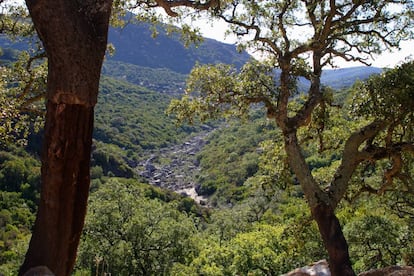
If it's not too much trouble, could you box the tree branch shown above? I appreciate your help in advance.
[328,120,386,207]
[151,0,219,16]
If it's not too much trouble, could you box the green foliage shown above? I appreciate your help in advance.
[93,76,201,177]
[194,113,279,205]
[187,225,289,276]
[96,76,197,152]
[1,2,412,273]
[350,61,414,122]
[0,52,46,147]
[344,215,403,272]
[215,0,412,67]
[258,139,293,191]
[168,60,278,123]
[0,149,40,207]
[0,191,34,275]
[271,197,326,268]
[0,3,46,147]
[206,205,252,245]
[0,4,33,39]
[336,195,414,272]
[76,178,198,275]
[169,54,414,274]
[91,141,135,178]
[102,60,187,95]
[344,61,414,196]
[228,224,288,275]
[173,194,327,275]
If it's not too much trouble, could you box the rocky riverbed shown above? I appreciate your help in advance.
[138,127,214,205]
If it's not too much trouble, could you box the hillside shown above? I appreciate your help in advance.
[0,21,381,87]
[2,15,410,276]
[293,66,383,92]
[0,21,385,195]
[107,22,251,74]
[321,66,383,89]
[0,20,385,193]
[101,60,187,95]
[101,59,383,94]
[91,76,203,179]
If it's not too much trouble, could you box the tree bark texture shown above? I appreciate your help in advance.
[283,129,355,275]
[20,1,112,275]
[311,204,356,276]
[20,103,94,276]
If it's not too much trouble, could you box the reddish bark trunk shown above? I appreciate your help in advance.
[20,103,94,276]
[20,1,112,275]
[311,204,355,276]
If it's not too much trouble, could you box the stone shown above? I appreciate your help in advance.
[283,261,414,276]
[358,266,414,276]
[23,266,55,276]
[282,260,330,276]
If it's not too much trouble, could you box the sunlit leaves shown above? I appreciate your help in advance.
[347,62,414,193]
[77,178,197,275]
[228,224,287,275]
[0,52,46,147]
[168,60,278,123]
[0,2,46,147]
[258,139,293,190]
[173,63,239,121]
[192,114,277,204]
[350,61,414,123]
[0,4,33,38]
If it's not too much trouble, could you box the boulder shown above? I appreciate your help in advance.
[358,266,414,276]
[283,261,414,276]
[282,260,330,276]
[23,266,55,276]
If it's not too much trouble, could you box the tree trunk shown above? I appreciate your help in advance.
[311,204,355,276]
[282,130,355,276]
[20,1,112,275]
[20,103,94,276]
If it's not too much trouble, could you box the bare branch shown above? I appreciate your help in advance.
[152,0,219,16]
[278,0,292,53]
[379,153,403,194]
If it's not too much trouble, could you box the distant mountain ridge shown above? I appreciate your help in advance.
[107,21,383,85]
[0,20,383,90]
[321,66,383,89]
[108,22,251,74]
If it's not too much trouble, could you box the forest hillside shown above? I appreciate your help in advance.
[2,20,411,276]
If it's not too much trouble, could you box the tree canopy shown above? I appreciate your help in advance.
[0,4,46,147]
[1,0,412,274]
[168,1,414,274]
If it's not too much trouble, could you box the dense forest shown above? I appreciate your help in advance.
[1,2,413,275]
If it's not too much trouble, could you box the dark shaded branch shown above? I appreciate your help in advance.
[219,10,282,56]
[278,0,291,53]
[379,153,403,194]
[151,0,220,16]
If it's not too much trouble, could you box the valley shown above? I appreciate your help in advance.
[138,127,214,205]
[2,15,411,276]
